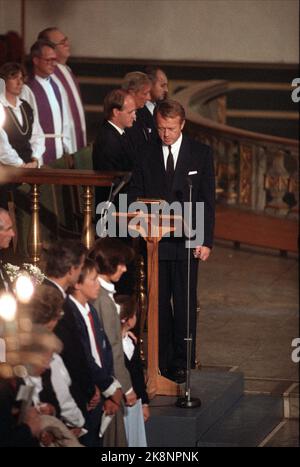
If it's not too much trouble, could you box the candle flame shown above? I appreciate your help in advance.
[0,293,17,321]
[15,275,34,303]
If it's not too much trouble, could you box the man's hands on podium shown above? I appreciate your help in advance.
[193,246,211,261]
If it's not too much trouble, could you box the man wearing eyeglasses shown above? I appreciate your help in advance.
[26,39,72,164]
[38,28,86,153]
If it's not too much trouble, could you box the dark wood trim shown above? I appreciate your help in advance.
[0,167,130,186]
[215,206,298,253]
[69,56,298,70]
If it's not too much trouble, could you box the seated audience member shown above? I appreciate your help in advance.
[89,238,137,446]
[56,258,123,447]
[0,326,81,447]
[0,379,41,447]
[18,327,83,447]
[117,294,149,447]
[28,284,86,436]
[27,40,72,164]
[38,27,86,152]
[42,239,87,299]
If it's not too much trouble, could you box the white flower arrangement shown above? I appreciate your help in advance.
[3,263,45,286]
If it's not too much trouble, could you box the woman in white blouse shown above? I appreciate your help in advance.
[0,62,45,168]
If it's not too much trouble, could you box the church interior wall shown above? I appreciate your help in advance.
[0,0,298,64]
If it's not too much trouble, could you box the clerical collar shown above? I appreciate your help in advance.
[108,120,124,135]
[35,75,53,84]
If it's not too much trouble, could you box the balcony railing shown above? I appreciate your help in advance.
[1,166,129,264]
[175,80,299,217]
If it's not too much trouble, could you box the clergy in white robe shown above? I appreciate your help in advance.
[37,28,87,153]
[27,39,73,164]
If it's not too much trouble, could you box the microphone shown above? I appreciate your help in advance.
[186,176,193,188]
[111,172,132,200]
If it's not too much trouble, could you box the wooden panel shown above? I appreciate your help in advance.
[215,206,298,253]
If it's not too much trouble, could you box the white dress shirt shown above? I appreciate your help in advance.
[145,101,155,115]
[69,295,102,367]
[50,353,85,427]
[23,353,85,428]
[45,278,66,298]
[108,120,125,135]
[122,333,135,361]
[98,277,121,315]
[69,294,121,398]
[162,133,183,171]
[0,95,45,167]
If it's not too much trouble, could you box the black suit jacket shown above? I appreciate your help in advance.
[54,298,95,416]
[65,299,115,392]
[129,135,215,259]
[126,108,159,154]
[124,338,149,405]
[0,379,39,447]
[136,106,159,143]
[92,120,136,207]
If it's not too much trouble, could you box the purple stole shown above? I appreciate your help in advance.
[27,77,63,164]
[54,66,85,149]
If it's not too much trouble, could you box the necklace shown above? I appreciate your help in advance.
[6,104,30,136]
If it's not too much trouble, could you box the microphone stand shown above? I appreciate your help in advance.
[176,178,201,408]
[98,173,132,238]
[98,183,115,238]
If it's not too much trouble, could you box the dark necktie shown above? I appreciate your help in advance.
[166,145,174,190]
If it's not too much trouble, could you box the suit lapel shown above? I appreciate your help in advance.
[172,136,192,192]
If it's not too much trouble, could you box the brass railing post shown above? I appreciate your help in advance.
[81,185,95,249]
[27,184,42,265]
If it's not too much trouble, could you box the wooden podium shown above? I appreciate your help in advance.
[115,208,183,399]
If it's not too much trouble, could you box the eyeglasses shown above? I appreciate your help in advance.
[39,57,57,64]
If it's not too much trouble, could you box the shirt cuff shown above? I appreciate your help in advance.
[102,378,122,398]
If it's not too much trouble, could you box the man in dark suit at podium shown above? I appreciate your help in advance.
[0,208,15,293]
[129,99,215,383]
